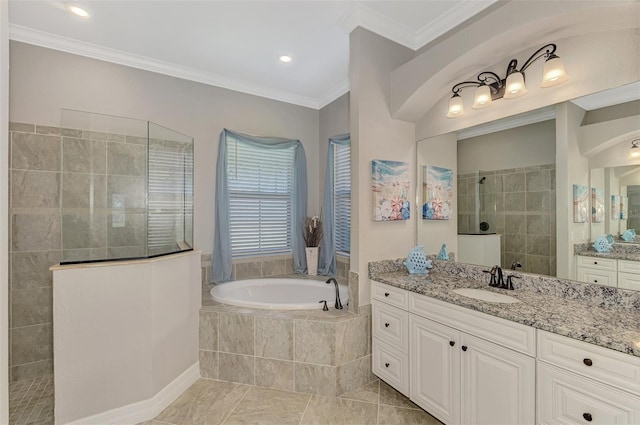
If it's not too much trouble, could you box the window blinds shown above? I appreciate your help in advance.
[227,138,295,257]
[334,143,351,254]
[148,144,194,253]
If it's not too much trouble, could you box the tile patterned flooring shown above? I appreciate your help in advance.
[8,375,54,425]
[7,376,442,425]
[143,378,442,425]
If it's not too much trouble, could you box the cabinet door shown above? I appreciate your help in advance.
[460,333,535,425]
[410,315,461,425]
[618,271,640,291]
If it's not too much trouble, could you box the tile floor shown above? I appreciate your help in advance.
[8,374,54,425]
[142,378,442,425]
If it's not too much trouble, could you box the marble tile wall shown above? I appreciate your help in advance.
[198,305,373,397]
[458,164,556,276]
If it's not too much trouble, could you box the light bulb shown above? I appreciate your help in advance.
[541,55,569,87]
[503,72,528,99]
[447,94,464,118]
[472,84,492,109]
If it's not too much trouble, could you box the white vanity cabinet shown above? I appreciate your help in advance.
[537,330,640,425]
[575,256,617,287]
[372,281,535,424]
[618,260,640,290]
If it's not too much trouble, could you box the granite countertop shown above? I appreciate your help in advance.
[575,250,640,262]
[371,271,640,358]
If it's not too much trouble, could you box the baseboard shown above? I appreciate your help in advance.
[64,362,200,425]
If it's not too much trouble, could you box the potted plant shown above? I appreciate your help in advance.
[303,215,322,275]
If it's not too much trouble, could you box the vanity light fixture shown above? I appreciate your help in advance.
[447,43,568,118]
[629,139,640,158]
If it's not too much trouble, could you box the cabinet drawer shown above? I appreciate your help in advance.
[618,272,640,291]
[576,268,617,287]
[537,363,640,425]
[372,337,409,396]
[618,260,640,274]
[372,301,409,352]
[576,256,617,271]
[409,292,536,356]
[538,330,640,396]
[372,281,409,310]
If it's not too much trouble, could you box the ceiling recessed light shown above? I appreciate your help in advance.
[278,55,293,63]
[67,4,90,18]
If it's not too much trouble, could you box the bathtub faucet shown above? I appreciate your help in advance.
[325,278,343,310]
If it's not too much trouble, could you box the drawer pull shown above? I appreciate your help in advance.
[593,280,598,283]
[384,292,390,297]
[449,341,455,347]
[593,261,598,265]
[384,323,390,328]
[462,345,468,352]
[385,362,390,368]
[583,358,593,366]
[583,413,592,422]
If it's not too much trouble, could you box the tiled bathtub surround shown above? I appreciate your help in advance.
[458,165,556,276]
[199,287,373,397]
[369,258,640,356]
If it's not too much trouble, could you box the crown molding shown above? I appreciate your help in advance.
[337,3,416,49]
[316,79,350,109]
[457,106,556,140]
[414,0,499,49]
[571,81,640,111]
[9,24,325,109]
[339,0,499,50]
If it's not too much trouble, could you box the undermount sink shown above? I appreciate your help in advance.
[452,288,521,304]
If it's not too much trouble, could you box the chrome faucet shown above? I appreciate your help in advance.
[325,278,343,310]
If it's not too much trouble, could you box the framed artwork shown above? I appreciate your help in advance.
[611,195,621,221]
[621,196,628,220]
[422,165,453,220]
[591,188,604,223]
[372,159,410,221]
[572,184,588,223]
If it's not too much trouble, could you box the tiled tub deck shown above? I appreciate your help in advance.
[200,279,373,397]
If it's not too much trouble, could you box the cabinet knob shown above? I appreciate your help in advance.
[583,413,592,422]
[384,292,390,297]
[583,358,593,366]
[385,362,390,368]
[384,323,390,328]
[594,261,598,265]
[461,345,468,352]
[449,341,455,347]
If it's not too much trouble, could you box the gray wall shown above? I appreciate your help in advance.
[318,93,349,203]
[9,41,322,255]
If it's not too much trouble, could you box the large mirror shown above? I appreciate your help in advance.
[416,81,640,286]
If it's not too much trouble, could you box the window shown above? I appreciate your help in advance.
[227,136,295,257]
[334,143,351,254]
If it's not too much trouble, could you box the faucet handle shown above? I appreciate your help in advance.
[319,300,329,311]
[506,275,518,290]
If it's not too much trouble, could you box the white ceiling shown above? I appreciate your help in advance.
[7,0,497,109]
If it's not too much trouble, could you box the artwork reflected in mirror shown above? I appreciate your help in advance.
[422,165,453,220]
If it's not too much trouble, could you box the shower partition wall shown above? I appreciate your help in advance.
[60,109,194,264]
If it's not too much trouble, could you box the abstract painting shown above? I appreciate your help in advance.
[591,188,604,223]
[573,184,588,223]
[372,160,410,221]
[423,165,453,220]
[621,196,628,220]
[611,195,621,221]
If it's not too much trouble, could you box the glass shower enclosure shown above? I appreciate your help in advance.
[60,109,194,264]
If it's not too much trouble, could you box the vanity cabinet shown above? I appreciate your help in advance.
[537,330,640,424]
[575,255,640,289]
[372,281,535,424]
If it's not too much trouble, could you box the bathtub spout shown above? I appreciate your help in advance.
[325,278,343,310]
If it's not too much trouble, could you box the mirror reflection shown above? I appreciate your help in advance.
[416,82,640,289]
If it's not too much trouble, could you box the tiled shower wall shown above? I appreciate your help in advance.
[8,121,150,381]
[458,164,556,276]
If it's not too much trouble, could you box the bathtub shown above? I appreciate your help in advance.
[210,277,349,310]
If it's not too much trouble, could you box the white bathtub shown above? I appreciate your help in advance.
[210,278,349,310]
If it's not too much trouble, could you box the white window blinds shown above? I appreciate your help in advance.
[334,143,351,254]
[227,138,295,257]
[148,143,194,254]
